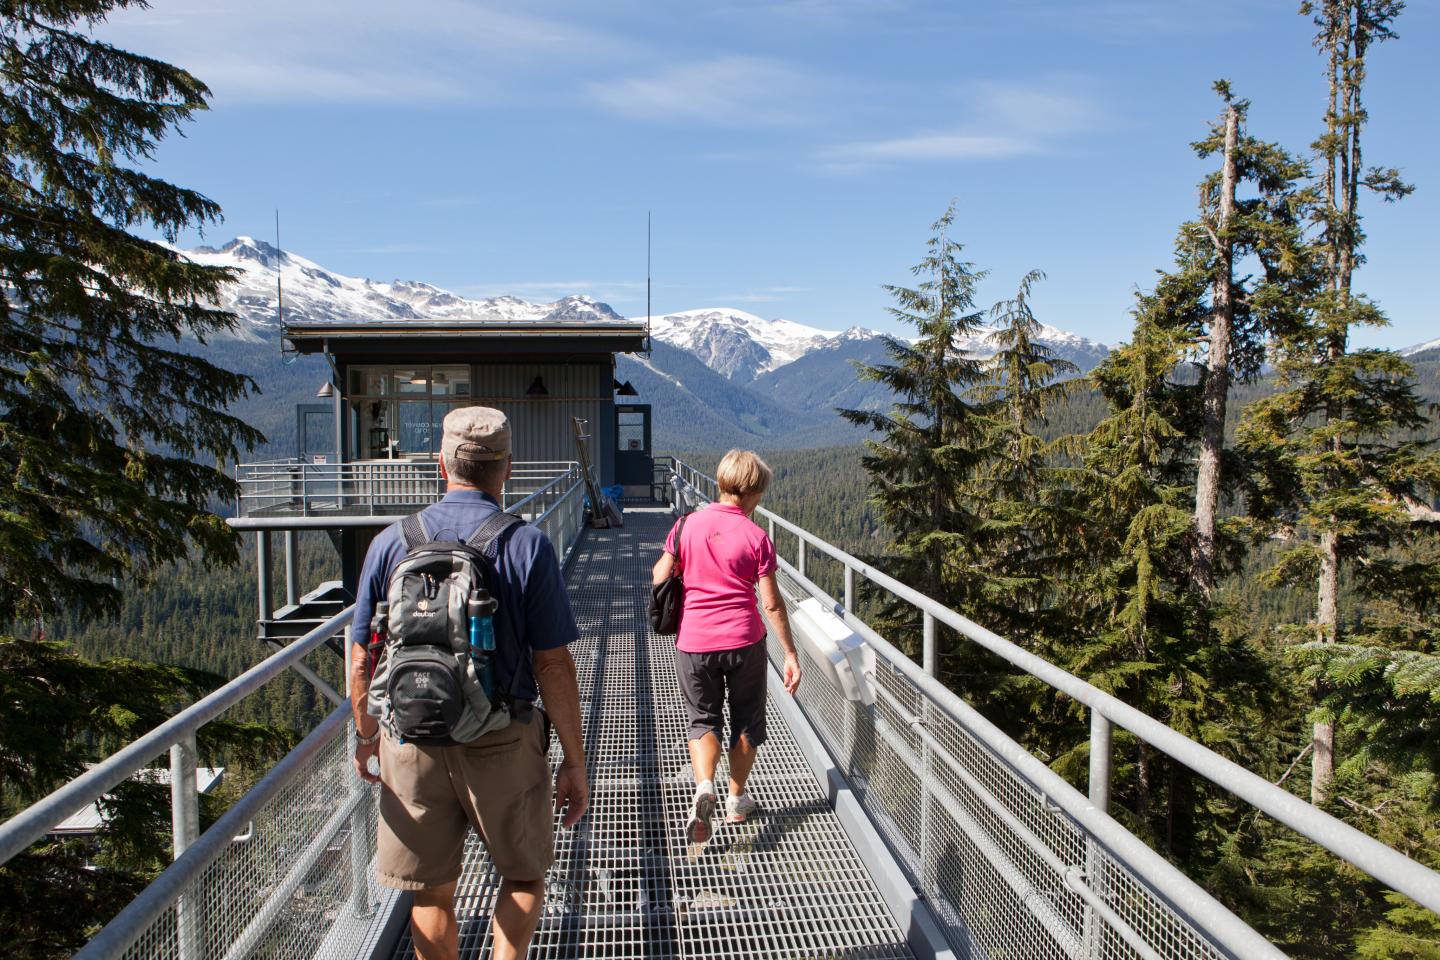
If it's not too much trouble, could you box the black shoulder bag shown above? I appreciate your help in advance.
[648,514,687,635]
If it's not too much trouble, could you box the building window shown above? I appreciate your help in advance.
[348,366,470,459]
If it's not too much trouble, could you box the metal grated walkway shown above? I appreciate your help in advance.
[392,509,915,960]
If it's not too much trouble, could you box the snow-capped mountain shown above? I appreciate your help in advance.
[641,309,842,382]
[638,306,1111,382]
[182,237,624,341]
[1401,336,1440,357]
[181,237,1109,386]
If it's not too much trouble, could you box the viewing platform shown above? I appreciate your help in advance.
[2,460,1438,960]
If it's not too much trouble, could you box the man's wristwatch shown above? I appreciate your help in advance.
[356,727,381,746]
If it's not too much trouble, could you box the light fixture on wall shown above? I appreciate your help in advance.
[316,381,335,398]
[616,380,638,396]
[407,370,427,385]
[526,376,549,397]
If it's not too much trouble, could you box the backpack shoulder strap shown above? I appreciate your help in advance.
[400,513,430,550]
[465,510,524,559]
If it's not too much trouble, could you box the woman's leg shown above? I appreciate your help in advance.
[688,731,721,785]
[727,733,758,796]
[724,643,769,799]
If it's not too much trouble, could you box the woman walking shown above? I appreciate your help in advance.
[653,449,802,843]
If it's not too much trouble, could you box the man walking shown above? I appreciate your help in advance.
[349,407,588,960]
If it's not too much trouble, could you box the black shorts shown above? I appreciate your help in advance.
[676,642,768,749]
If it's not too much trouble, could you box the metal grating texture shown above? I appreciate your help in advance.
[767,565,1227,960]
[114,718,384,960]
[392,509,914,960]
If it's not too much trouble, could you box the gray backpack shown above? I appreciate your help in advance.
[367,510,524,744]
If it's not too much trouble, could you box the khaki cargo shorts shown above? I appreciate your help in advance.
[377,715,553,888]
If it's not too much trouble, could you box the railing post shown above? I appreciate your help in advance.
[1089,709,1112,814]
[922,611,937,677]
[797,538,806,579]
[171,732,200,960]
[283,531,299,608]
[844,564,855,614]
[256,532,272,623]
[1085,708,1113,958]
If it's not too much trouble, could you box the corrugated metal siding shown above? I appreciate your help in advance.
[472,363,610,400]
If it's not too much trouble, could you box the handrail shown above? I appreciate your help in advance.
[667,458,1440,917]
[0,607,355,867]
[72,707,354,960]
[774,557,1284,960]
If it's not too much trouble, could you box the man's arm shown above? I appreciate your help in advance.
[349,530,395,785]
[350,642,381,784]
[758,573,802,694]
[533,645,589,827]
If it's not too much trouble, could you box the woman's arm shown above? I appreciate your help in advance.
[758,573,802,694]
[652,551,675,586]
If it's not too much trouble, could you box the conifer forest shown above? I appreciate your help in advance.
[3,1,1439,958]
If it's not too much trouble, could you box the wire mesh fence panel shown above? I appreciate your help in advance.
[770,567,1229,960]
[118,728,382,960]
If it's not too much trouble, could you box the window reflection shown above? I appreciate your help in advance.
[348,365,472,459]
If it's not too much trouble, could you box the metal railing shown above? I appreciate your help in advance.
[666,457,1440,960]
[2,464,594,960]
[233,459,578,518]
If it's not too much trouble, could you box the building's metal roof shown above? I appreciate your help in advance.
[49,768,225,836]
[282,319,648,355]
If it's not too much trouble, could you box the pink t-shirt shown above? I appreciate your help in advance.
[665,503,778,653]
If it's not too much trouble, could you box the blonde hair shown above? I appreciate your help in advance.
[715,449,772,498]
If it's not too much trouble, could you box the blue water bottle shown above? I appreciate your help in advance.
[467,590,499,699]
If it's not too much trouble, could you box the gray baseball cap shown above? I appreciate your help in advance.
[441,406,511,464]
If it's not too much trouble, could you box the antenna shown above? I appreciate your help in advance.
[275,208,284,330]
[646,211,652,354]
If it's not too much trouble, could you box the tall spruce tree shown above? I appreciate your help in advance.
[1,4,268,955]
[963,270,1076,637]
[839,205,993,683]
[1178,84,1314,597]
[1240,0,1417,804]
[1,0,261,623]
[1038,303,1275,852]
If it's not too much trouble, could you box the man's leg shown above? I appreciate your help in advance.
[727,732,758,796]
[411,882,459,960]
[491,877,545,960]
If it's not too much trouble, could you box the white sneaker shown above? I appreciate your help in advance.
[726,792,758,823]
[685,780,717,843]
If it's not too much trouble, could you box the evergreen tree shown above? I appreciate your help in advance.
[1240,0,1417,803]
[1038,304,1275,853]
[1,0,262,623]
[1177,83,1314,597]
[838,204,994,685]
[1,4,270,954]
[964,270,1076,637]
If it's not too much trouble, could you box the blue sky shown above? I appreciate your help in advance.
[100,0,1437,348]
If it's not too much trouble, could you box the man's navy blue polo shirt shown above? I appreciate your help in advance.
[351,489,578,701]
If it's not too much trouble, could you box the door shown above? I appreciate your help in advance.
[614,404,652,485]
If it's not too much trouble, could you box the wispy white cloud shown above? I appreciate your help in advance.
[586,56,815,125]
[817,77,1101,171]
[96,0,627,104]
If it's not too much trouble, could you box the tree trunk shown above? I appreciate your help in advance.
[1192,105,1238,598]
[1312,528,1340,803]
